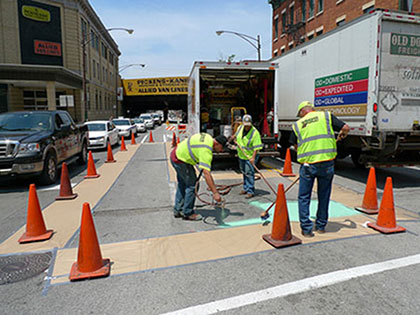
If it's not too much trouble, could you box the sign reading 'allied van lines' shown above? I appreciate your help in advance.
[34,40,61,56]
[314,67,369,116]
[390,33,420,57]
[123,77,188,96]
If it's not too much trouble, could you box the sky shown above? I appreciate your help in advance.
[89,0,273,79]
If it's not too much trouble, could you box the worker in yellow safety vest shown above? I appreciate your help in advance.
[290,101,349,237]
[170,133,227,221]
[232,114,263,199]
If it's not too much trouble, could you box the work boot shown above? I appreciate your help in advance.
[173,212,183,218]
[239,190,247,195]
[245,193,254,199]
[301,230,314,238]
[314,226,326,234]
[183,213,202,221]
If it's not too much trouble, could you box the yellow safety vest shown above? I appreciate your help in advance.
[175,133,213,171]
[235,125,263,160]
[292,111,337,164]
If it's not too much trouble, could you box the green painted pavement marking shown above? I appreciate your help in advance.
[219,200,359,228]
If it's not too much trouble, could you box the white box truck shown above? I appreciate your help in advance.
[273,9,420,167]
[187,61,280,157]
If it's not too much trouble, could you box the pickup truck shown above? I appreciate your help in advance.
[0,110,88,185]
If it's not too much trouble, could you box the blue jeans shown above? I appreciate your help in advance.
[171,160,197,216]
[298,160,335,233]
[239,158,255,194]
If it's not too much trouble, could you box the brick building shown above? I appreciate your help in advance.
[0,0,122,122]
[268,0,419,58]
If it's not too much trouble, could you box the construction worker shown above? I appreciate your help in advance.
[170,133,227,221]
[233,114,263,198]
[290,101,349,237]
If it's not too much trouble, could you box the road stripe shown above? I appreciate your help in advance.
[162,253,420,315]
[141,134,148,143]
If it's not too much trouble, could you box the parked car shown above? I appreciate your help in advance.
[85,121,119,150]
[139,114,154,129]
[132,118,146,133]
[152,113,162,126]
[0,110,88,185]
[112,118,137,139]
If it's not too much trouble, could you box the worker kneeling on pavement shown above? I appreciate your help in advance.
[170,133,227,221]
[290,101,349,237]
[232,114,263,199]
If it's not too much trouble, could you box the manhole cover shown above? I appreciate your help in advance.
[0,252,52,285]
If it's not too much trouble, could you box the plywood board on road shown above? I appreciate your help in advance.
[50,213,377,285]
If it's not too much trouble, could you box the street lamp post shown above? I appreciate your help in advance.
[115,64,146,117]
[216,30,261,62]
[81,28,133,122]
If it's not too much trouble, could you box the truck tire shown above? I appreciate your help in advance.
[39,153,58,185]
[77,141,88,165]
[351,150,364,168]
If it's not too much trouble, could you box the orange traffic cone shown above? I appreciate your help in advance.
[56,162,77,200]
[18,184,54,243]
[262,183,302,248]
[149,131,154,143]
[69,203,110,281]
[84,151,100,179]
[281,148,295,177]
[355,167,378,214]
[176,137,180,145]
[105,142,116,163]
[367,177,406,234]
[171,132,177,148]
[131,132,136,145]
[120,136,127,151]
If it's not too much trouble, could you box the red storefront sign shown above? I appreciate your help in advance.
[34,40,62,56]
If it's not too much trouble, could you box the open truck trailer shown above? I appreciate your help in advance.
[187,61,280,157]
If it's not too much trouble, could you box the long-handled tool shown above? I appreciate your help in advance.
[260,175,300,220]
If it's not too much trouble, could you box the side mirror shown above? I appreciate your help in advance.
[60,124,71,131]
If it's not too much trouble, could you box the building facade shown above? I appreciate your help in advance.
[0,0,121,122]
[269,0,419,58]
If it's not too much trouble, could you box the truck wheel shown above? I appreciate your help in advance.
[77,141,88,165]
[351,150,364,168]
[39,153,58,185]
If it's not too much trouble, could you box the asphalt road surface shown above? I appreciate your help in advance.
[1,124,419,314]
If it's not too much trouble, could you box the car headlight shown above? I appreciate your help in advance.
[18,143,40,154]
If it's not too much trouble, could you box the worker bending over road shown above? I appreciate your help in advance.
[170,133,227,221]
[232,114,263,199]
[290,101,349,237]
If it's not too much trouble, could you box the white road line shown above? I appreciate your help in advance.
[162,253,420,315]
[141,134,148,144]
[163,134,167,142]
[40,183,77,191]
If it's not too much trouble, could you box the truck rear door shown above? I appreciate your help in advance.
[378,14,420,131]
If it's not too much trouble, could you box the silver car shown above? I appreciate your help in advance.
[133,118,146,133]
[139,114,154,129]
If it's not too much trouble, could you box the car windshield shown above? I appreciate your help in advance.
[87,123,106,131]
[152,114,159,118]
[0,112,53,132]
[133,119,144,123]
[140,115,151,120]
[112,120,130,126]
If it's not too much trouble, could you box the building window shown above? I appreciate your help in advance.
[97,63,100,81]
[309,0,314,18]
[87,88,90,110]
[300,36,305,43]
[23,90,48,111]
[316,29,323,36]
[318,0,324,13]
[280,46,285,54]
[81,19,87,41]
[109,53,114,66]
[307,31,315,40]
[290,5,294,26]
[363,1,375,14]
[282,11,287,33]
[90,30,95,48]
[399,0,409,11]
[301,0,306,21]
[336,15,346,26]
[56,91,65,107]
[92,60,96,78]
[274,17,279,39]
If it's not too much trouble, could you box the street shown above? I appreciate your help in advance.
[1,124,420,314]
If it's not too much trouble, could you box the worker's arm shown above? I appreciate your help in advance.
[250,150,257,165]
[202,169,222,202]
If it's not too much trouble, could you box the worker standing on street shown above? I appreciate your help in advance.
[233,114,263,199]
[290,101,349,237]
[170,133,227,221]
